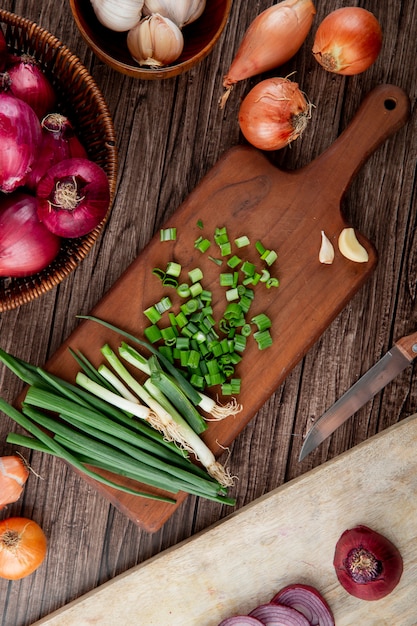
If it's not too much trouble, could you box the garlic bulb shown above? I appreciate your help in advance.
[90,0,144,32]
[143,0,206,28]
[127,14,184,67]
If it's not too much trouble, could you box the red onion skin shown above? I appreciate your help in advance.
[271,584,335,626]
[5,55,56,119]
[36,158,110,238]
[333,525,403,601]
[0,92,42,193]
[0,30,6,72]
[0,192,60,277]
[218,617,264,626]
[249,603,311,625]
[25,114,88,191]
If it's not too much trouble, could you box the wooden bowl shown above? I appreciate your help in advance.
[0,9,118,312]
[69,0,232,79]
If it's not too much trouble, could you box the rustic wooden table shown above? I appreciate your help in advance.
[0,1,416,624]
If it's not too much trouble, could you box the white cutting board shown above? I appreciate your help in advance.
[34,415,417,626]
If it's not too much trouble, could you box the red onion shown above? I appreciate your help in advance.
[5,54,56,119]
[333,524,403,601]
[36,158,110,238]
[0,92,42,193]
[271,584,334,626]
[218,617,264,626]
[0,29,6,72]
[249,603,310,625]
[25,113,88,191]
[0,192,60,277]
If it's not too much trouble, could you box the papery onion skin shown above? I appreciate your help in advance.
[0,517,47,580]
[5,54,57,119]
[0,192,60,277]
[0,456,30,510]
[221,0,315,105]
[249,602,311,625]
[36,157,110,238]
[238,77,311,151]
[312,7,382,76]
[333,524,403,601]
[271,584,335,626]
[0,92,42,193]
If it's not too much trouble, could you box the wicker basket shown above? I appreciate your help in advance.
[0,10,118,312]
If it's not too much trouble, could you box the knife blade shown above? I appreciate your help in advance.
[298,330,417,461]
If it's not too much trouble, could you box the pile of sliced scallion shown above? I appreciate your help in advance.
[0,328,236,506]
[148,223,279,396]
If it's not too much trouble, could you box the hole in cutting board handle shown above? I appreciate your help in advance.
[384,98,397,111]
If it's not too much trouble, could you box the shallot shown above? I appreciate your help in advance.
[333,524,403,600]
[0,92,42,193]
[0,455,30,510]
[36,157,111,238]
[221,0,316,108]
[238,77,311,151]
[0,192,60,277]
[312,7,382,75]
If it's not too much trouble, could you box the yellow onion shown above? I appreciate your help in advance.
[312,7,382,75]
[238,76,311,151]
[221,0,316,108]
[127,14,184,67]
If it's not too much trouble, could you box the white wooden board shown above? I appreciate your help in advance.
[33,414,417,626]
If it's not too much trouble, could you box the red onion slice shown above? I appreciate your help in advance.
[271,584,335,626]
[249,603,311,625]
[218,617,264,626]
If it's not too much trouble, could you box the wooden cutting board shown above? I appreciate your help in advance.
[33,414,417,625]
[40,84,410,532]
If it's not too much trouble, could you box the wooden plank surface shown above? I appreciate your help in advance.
[33,414,417,625]
[0,1,416,625]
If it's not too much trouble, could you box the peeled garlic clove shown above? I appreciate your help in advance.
[338,227,369,263]
[319,230,335,264]
[127,14,184,67]
[90,0,144,32]
[143,0,206,28]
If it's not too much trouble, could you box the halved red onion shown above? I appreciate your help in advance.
[249,603,310,625]
[271,584,334,626]
[5,54,56,119]
[218,617,264,626]
[36,157,110,238]
[25,113,87,190]
[0,92,42,193]
[0,192,60,277]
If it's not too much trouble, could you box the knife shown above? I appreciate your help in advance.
[298,330,417,461]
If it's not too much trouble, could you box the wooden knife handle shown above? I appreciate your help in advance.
[395,330,417,361]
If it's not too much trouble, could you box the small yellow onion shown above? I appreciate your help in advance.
[90,0,144,32]
[221,0,316,108]
[0,456,30,510]
[143,0,206,28]
[312,7,382,75]
[127,14,184,67]
[238,76,311,151]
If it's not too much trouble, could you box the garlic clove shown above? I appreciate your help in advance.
[338,227,369,263]
[127,14,184,67]
[143,0,206,28]
[319,230,335,264]
[90,0,144,32]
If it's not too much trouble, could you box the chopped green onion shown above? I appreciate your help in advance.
[234,235,250,248]
[160,227,177,241]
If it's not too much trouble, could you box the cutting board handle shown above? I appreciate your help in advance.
[305,84,410,200]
